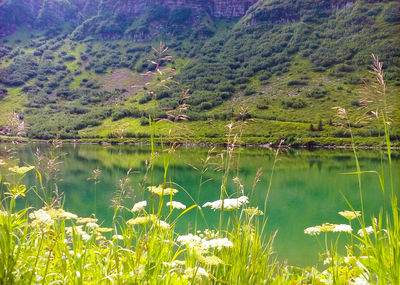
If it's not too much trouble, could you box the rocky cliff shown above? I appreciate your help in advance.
[0,0,258,37]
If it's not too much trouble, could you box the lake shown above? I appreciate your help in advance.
[3,143,399,267]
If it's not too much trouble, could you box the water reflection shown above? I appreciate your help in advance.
[3,143,398,267]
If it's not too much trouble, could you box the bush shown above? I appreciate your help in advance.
[199,102,212,110]
[0,88,8,100]
[0,55,38,86]
[281,98,307,109]
[140,116,150,126]
[112,107,144,121]
[244,87,257,96]
[306,89,328,99]
[383,2,400,23]
[287,80,308,86]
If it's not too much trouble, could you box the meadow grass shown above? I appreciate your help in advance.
[0,56,399,284]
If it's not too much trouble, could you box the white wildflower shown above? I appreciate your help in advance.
[162,261,179,268]
[351,276,370,285]
[112,235,124,240]
[304,226,321,236]
[358,226,374,238]
[56,211,78,220]
[333,224,352,233]
[29,209,54,227]
[202,238,233,250]
[86,222,99,229]
[177,234,202,248]
[81,233,91,241]
[132,201,147,212]
[202,196,249,210]
[77,217,98,224]
[166,201,186,210]
[155,220,170,230]
[183,267,209,279]
[323,257,333,265]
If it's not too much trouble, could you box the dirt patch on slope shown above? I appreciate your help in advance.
[102,68,155,97]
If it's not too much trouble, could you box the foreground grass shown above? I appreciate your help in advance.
[0,135,398,284]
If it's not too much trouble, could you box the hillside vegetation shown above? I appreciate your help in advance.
[0,0,399,145]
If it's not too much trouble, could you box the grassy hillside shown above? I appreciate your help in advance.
[0,0,399,145]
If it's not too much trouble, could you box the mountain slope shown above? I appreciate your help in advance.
[0,0,399,145]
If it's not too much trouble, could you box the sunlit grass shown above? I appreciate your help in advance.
[0,85,29,126]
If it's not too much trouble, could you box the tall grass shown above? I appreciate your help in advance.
[0,55,398,284]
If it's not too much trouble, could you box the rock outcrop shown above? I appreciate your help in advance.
[0,0,258,37]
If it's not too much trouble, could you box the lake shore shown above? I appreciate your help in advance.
[1,135,399,149]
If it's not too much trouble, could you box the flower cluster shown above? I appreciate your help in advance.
[177,233,233,250]
[29,209,54,227]
[183,267,209,280]
[338,210,361,220]
[65,226,91,241]
[304,223,353,235]
[202,238,233,250]
[166,201,186,210]
[304,227,321,236]
[333,224,353,233]
[8,165,34,175]
[126,214,170,230]
[147,185,178,196]
[177,234,202,248]
[357,226,374,238]
[243,207,264,216]
[77,217,98,224]
[203,196,249,210]
[45,208,78,220]
[132,201,147,212]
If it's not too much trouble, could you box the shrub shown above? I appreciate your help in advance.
[281,98,307,109]
[244,86,257,96]
[383,2,400,23]
[140,116,150,126]
[306,89,328,99]
[0,88,8,100]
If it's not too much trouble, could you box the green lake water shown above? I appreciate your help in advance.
[5,143,400,267]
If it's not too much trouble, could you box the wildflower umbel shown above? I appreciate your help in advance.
[304,227,321,236]
[183,267,209,280]
[338,210,361,220]
[29,209,54,227]
[166,201,186,210]
[358,226,374,238]
[132,201,147,212]
[177,234,233,250]
[127,215,156,225]
[316,223,336,232]
[243,207,264,216]
[203,196,249,210]
[202,238,233,250]
[147,185,178,196]
[333,224,353,233]
[45,208,78,220]
[77,217,98,224]
[8,165,34,175]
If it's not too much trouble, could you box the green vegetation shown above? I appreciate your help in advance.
[0,58,398,283]
[0,0,399,146]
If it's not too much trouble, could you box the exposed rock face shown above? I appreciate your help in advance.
[244,0,355,25]
[212,0,257,18]
[0,0,259,36]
